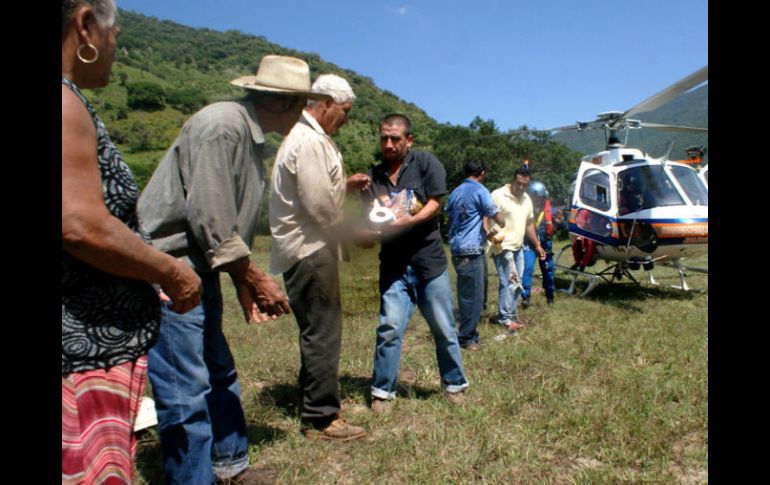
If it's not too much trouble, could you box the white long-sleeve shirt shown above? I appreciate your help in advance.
[269,110,347,274]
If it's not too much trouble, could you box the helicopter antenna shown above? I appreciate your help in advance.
[663,140,676,161]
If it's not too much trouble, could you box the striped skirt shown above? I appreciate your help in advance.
[62,356,148,485]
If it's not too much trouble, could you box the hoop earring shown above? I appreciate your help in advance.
[77,43,99,64]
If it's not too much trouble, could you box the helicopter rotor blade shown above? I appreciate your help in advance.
[621,66,707,120]
[639,122,708,133]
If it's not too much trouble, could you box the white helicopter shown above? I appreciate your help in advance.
[544,66,708,296]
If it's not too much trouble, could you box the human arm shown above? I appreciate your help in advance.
[182,118,289,321]
[222,257,291,323]
[346,173,371,193]
[62,87,201,313]
[481,188,505,228]
[289,139,379,248]
[525,221,546,260]
[389,196,442,229]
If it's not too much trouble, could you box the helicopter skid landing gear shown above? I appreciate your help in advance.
[554,243,602,297]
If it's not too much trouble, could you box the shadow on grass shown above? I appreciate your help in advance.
[340,373,440,404]
[553,275,697,313]
[135,421,288,484]
[135,429,163,484]
[256,382,299,418]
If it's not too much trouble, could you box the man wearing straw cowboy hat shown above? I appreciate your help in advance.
[138,55,329,485]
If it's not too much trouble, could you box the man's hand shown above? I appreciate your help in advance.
[346,173,371,192]
[351,227,381,248]
[536,245,547,261]
[553,208,564,226]
[160,259,203,314]
[389,212,413,229]
[226,258,291,323]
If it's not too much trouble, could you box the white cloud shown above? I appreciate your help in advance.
[387,5,410,16]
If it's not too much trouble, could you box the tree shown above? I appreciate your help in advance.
[126,81,166,111]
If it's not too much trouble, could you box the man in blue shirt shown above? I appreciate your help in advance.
[447,160,505,350]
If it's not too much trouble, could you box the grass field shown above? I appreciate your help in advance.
[135,236,708,484]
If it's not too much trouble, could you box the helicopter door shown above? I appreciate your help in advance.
[571,165,615,243]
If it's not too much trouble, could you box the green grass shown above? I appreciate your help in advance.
[135,236,707,484]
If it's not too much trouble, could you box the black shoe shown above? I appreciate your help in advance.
[547,298,554,305]
[522,298,530,309]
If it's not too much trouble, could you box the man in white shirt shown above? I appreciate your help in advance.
[269,74,374,441]
[489,167,545,329]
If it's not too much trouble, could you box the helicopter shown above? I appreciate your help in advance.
[542,66,709,296]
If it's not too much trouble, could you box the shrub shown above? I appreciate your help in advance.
[126,81,166,111]
[166,87,208,114]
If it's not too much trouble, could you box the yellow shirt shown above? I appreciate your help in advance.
[489,184,534,254]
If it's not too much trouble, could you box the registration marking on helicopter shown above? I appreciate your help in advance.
[651,223,708,238]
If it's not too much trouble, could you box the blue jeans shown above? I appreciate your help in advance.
[371,267,469,400]
[522,241,555,300]
[493,249,525,324]
[148,272,249,484]
[451,254,485,346]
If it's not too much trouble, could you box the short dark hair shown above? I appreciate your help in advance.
[513,166,531,181]
[380,113,412,136]
[464,160,485,177]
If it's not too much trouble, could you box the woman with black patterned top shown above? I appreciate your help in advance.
[61,1,202,483]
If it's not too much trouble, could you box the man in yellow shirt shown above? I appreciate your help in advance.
[489,167,545,329]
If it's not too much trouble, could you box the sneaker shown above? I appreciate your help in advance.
[304,417,367,442]
[216,467,278,485]
[547,297,554,305]
[446,390,465,405]
[371,398,393,415]
[521,298,530,309]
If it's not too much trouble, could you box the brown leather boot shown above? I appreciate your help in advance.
[304,417,367,442]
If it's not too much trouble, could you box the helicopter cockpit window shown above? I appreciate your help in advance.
[618,165,685,215]
[579,170,611,211]
[669,165,708,206]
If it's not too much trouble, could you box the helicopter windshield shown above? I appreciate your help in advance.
[669,165,708,206]
[617,165,685,215]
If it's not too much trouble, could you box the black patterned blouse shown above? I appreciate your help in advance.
[62,78,160,375]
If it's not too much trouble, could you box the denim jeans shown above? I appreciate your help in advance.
[451,254,485,346]
[371,267,468,400]
[522,240,555,300]
[148,272,249,484]
[493,249,525,324]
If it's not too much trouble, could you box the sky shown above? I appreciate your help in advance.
[115,0,708,132]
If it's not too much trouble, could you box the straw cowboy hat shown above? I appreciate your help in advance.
[230,55,330,100]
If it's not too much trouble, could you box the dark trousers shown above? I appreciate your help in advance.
[283,246,342,424]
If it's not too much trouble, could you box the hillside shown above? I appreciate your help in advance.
[553,84,708,162]
[86,10,441,185]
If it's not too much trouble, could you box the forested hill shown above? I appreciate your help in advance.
[80,10,703,215]
[85,9,440,186]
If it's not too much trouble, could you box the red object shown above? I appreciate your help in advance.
[62,357,148,484]
[571,237,595,266]
[544,199,553,237]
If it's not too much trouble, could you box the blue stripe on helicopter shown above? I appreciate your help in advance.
[568,224,621,246]
[616,217,708,224]
[569,207,707,225]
